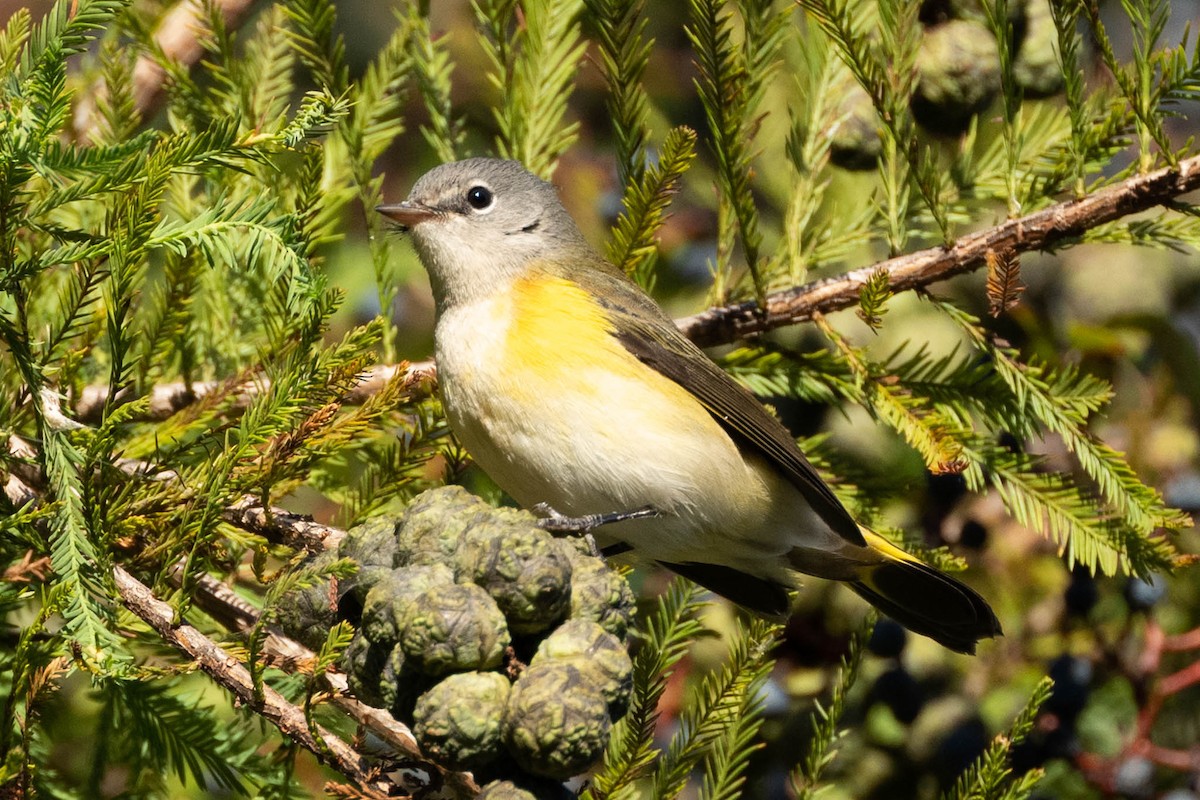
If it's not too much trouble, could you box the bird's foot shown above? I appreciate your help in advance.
[532,503,657,559]
[532,503,658,532]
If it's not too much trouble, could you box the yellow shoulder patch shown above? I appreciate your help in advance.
[506,273,628,373]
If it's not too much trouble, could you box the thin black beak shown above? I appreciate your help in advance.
[376,202,439,230]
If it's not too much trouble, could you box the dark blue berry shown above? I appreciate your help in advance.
[1045,655,1092,722]
[1009,726,1080,774]
[1124,575,1166,612]
[1113,756,1155,800]
[1064,568,1098,617]
[928,472,968,506]
[1043,725,1081,760]
[959,520,988,550]
[934,716,989,787]
[868,619,908,659]
[872,666,924,724]
[1009,740,1042,774]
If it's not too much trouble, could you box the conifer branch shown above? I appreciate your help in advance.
[584,0,653,187]
[174,566,482,798]
[112,566,398,796]
[481,0,588,178]
[1049,1,1089,198]
[584,579,707,799]
[3,437,476,795]
[606,126,699,290]
[790,624,866,800]
[404,6,463,164]
[75,0,258,140]
[75,155,1200,415]
[678,152,1200,347]
[74,361,434,422]
[945,677,1053,800]
[686,0,786,303]
[650,618,780,799]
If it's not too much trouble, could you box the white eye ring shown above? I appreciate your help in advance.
[466,184,494,212]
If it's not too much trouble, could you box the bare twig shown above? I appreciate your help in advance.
[224,497,347,554]
[75,361,434,423]
[68,153,1200,426]
[676,153,1200,346]
[1074,617,1200,789]
[112,566,395,796]
[178,569,481,799]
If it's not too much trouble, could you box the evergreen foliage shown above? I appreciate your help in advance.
[0,0,1197,797]
[790,622,866,799]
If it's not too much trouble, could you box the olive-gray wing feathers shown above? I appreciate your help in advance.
[574,268,866,548]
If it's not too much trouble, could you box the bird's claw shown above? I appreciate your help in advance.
[532,503,658,533]
[532,503,658,559]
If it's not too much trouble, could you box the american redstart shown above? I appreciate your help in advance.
[379,158,1001,654]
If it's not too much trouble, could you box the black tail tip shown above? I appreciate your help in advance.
[875,605,1002,655]
[852,565,1003,655]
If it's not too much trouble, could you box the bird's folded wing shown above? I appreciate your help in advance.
[574,266,866,548]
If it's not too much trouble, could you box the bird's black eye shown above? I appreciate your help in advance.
[466,185,493,210]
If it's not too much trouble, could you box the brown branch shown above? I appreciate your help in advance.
[223,497,347,554]
[74,361,434,424]
[676,153,1200,347]
[1076,616,1200,789]
[112,566,394,796]
[178,569,481,799]
[61,140,1200,421]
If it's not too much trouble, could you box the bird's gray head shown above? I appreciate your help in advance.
[377,158,591,310]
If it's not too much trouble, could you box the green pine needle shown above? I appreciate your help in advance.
[607,126,699,290]
[584,579,707,800]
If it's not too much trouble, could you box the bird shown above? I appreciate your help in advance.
[377,157,1001,654]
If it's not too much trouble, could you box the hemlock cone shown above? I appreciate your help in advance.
[337,514,401,601]
[398,582,511,676]
[394,484,492,566]
[360,563,455,644]
[555,542,636,641]
[275,488,644,782]
[912,20,1002,135]
[533,619,633,716]
[457,512,574,635]
[502,660,613,780]
[413,671,512,770]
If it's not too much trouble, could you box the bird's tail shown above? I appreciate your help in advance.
[847,529,1002,654]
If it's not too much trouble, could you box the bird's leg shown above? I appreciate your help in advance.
[532,503,658,532]
[532,503,658,559]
